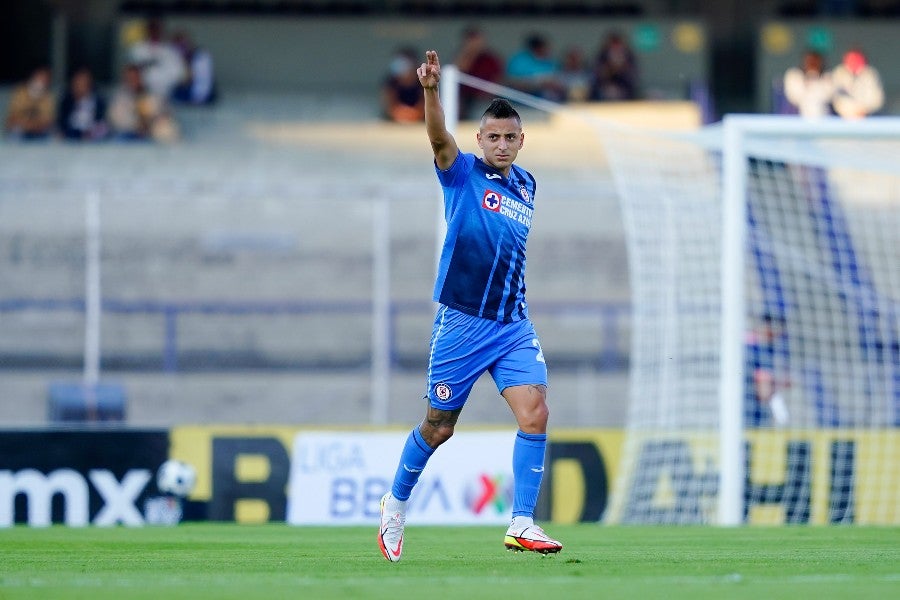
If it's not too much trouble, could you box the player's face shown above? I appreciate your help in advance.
[477,118,524,176]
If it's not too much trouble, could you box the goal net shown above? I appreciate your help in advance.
[597,115,900,525]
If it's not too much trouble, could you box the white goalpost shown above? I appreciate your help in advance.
[717,116,900,524]
[598,114,900,526]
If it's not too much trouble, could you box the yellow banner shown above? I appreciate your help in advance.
[604,429,900,525]
[167,426,898,525]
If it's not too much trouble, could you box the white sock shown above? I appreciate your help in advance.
[511,515,534,529]
[385,493,407,514]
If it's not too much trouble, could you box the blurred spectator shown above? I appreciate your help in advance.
[782,50,835,118]
[129,18,186,99]
[108,64,179,142]
[831,47,884,119]
[4,66,55,140]
[590,31,639,101]
[381,47,424,123]
[558,46,592,102]
[453,26,504,119]
[57,67,109,141]
[745,313,791,428]
[506,33,565,101]
[172,30,217,106]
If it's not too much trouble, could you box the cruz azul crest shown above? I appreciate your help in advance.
[518,185,531,203]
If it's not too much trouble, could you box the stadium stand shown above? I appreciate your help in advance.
[0,90,637,428]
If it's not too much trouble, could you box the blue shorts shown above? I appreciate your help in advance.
[425,305,548,411]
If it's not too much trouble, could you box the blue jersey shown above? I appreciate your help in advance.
[433,152,537,323]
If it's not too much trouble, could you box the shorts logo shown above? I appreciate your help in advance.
[482,190,501,212]
[433,382,453,401]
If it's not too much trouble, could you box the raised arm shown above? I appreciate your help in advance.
[417,50,459,170]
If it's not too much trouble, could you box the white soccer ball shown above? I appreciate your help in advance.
[157,459,197,498]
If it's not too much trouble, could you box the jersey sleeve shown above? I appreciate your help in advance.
[435,151,473,189]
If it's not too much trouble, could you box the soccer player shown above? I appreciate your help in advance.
[378,50,563,562]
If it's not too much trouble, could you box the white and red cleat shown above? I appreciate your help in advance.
[504,522,563,554]
[378,493,406,562]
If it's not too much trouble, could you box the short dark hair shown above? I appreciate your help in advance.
[761,311,787,328]
[481,98,521,124]
[526,33,546,51]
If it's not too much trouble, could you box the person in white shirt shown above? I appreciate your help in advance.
[831,48,884,119]
[783,50,835,119]
[129,19,185,99]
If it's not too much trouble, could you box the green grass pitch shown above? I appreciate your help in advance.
[1,524,897,599]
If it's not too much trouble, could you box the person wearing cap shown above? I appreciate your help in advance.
[831,48,884,119]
